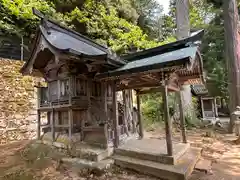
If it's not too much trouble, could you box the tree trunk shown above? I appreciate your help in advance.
[176,0,194,120]
[223,0,240,133]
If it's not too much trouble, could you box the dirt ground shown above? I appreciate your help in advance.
[0,126,240,180]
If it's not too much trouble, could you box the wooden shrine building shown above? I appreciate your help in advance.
[191,84,219,121]
[20,9,205,180]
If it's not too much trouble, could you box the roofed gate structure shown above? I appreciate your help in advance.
[21,9,205,180]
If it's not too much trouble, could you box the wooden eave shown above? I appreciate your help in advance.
[20,28,42,76]
[106,48,204,92]
[115,71,180,91]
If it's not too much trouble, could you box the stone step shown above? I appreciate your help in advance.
[62,157,114,172]
[113,147,201,180]
[70,143,113,162]
[115,143,190,165]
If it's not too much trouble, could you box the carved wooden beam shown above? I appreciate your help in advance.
[118,82,160,91]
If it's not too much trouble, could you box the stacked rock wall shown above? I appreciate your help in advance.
[0,58,43,144]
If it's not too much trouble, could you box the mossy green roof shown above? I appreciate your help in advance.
[96,46,198,79]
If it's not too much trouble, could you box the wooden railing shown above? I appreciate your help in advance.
[38,86,89,109]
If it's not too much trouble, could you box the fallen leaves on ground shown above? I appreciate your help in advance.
[1,127,240,180]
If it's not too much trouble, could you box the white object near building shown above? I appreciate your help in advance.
[232,106,240,135]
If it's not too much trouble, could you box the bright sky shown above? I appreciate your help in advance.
[156,0,170,14]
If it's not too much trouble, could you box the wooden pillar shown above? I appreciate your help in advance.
[37,87,41,140]
[162,85,173,156]
[112,81,119,147]
[102,82,109,146]
[200,97,205,118]
[68,76,73,139]
[37,109,41,140]
[177,91,187,143]
[37,87,41,108]
[68,109,73,139]
[101,82,108,121]
[51,109,55,141]
[136,91,144,139]
[214,98,218,117]
[122,90,129,136]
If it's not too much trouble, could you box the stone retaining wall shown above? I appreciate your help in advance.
[0,58,44,144]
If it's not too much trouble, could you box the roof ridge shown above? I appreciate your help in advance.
[122,30,204,62]
[32,8,110,53]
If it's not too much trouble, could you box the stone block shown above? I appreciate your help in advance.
[42,140,53,146]
[195,159,212,173]
[53,142,67,149]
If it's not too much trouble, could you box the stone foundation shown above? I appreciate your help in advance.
[0,58,45,144]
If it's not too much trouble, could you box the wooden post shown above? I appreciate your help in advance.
[37,87,41,140]
[136,91,144,139]
[37,87,41,109]
[68,76,73,140]
[37,109,41,140]
[68,109,73,139]
[122,90,129,136]
[214,97,218,117]
[102,82,108,146]
[57,80,61,103]
[104,82,108,121]
[69,76,73,105]
[211,99,215,117]
[101,82,108,121]
[51,109,55,141]
[200,97,205,118]
[112,81,119,147]
[177,91,187,143]
[162,85,173,156]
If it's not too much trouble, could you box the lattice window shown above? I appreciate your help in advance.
[59,111,68,125]
[76,78,87,96]
[92,81,101,97]
[60,79,69,97]
[49,81,58,101]
[40,87,48,104]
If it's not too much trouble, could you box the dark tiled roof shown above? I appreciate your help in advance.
[96,30,204,79]
[121,30,204,62]
[33,8,126,66]
[96,46,198,79]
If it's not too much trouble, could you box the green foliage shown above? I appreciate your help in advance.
[200,8,228,98]
[186,96,200,127]
[141,93,163,123]
[0,0,54,36]
[131,0,164,40]
[141,92,177,124]
[67,0,160,53]
[0,0,168,54]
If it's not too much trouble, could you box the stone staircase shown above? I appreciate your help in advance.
[113,146,201,180]
[61,142,114,171]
